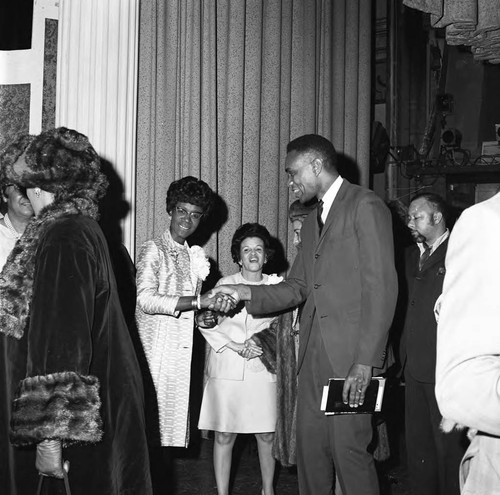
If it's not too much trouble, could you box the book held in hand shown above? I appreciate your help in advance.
[320,377,386,415]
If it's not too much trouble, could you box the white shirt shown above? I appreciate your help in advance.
[319,176,343,224]
[417,228,449,256]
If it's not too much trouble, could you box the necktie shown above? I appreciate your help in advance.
[317,200,324,234]
[419,242,431,270]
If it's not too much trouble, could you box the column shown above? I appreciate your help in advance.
[56,0,139,258]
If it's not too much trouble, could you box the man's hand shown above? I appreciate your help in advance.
[200,291,237,313]
[342,363,372,408]
[210,284,252,310]
[36,439,68,478]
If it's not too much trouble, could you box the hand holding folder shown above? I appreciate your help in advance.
[320,377,386,415]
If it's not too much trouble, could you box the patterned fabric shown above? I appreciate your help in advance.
[136,229,201,447]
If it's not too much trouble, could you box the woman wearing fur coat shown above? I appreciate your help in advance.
[0,128,153,494]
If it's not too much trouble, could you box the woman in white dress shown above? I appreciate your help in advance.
[198,223,282,495]
[136,176,217,449]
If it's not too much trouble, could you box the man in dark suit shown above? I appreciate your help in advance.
[213,134,398,494]
[400,192,466,495]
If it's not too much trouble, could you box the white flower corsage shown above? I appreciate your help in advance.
[267,274,283,284]
[190,245,210,281]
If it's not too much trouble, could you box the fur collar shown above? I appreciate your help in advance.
[0,197,98,339]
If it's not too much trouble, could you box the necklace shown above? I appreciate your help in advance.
[3,213,21,239]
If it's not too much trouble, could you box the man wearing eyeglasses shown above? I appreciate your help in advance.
[401,192,466,495]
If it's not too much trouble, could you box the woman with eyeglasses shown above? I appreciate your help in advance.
[136,176,217,454]
[0,183,33,269]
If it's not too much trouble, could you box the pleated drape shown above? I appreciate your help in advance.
[136,0,372,277]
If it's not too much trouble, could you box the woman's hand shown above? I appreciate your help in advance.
[200,291,237,313]
[196,310,218,329]
[36,439,69,478]
[240,338,263,360]
[225,341,246,355]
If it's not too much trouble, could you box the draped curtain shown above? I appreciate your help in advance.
[403,0,500,63]
[137,0,372,277]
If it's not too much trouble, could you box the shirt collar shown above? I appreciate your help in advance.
[319,176,343,223]
[418,228,449,255]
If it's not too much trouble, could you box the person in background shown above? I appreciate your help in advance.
[288,198,316,251]
[271,199,316,468]
[435,190,500,494]
[136,176,216,451]
[0,127,153,494]
[0,182,33,269]
[213,134,398,495]
[400,192,466,495]
[197,222,282,495]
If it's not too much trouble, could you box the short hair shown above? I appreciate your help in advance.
[166,176,214,215]
[289,199,316,222]
[410,192,449,223]
[230,222,274,264]
[287,134,337,170]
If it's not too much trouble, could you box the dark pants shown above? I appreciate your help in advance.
[405,370,467,495]
[296,315,379,495]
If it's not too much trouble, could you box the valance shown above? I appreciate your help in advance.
[403,0,500,63]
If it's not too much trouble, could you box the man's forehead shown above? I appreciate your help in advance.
[409,198,432,212]
[285,150,313,171]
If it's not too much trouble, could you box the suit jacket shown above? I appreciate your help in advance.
[436,191,500,436]
[247,180,398,377]
[400,239,448,383]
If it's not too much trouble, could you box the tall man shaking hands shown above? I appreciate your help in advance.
[213,134,398,495]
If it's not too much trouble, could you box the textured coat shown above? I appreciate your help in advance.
[267,311,298,467]
[0,215,152,495]
[136,229,202,447]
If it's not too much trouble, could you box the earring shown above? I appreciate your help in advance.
[34,188,41,198]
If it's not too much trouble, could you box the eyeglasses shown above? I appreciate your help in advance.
[174,206,203,221]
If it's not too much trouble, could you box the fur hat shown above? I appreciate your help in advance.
[0,127,107,339]
[1,127,107,202]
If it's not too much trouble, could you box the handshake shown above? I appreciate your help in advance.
[199,284,252,314]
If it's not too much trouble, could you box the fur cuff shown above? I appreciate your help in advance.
[10,371,103,446]
[252,325,277,375]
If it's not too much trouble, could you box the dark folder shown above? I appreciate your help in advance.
[320,377,386,415]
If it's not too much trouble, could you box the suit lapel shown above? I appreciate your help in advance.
[419,238,448,272]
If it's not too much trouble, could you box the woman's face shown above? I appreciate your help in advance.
[2,184,34,220]
[169,201,204,244]
[239,236,266,275]
[26,188,54,216]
